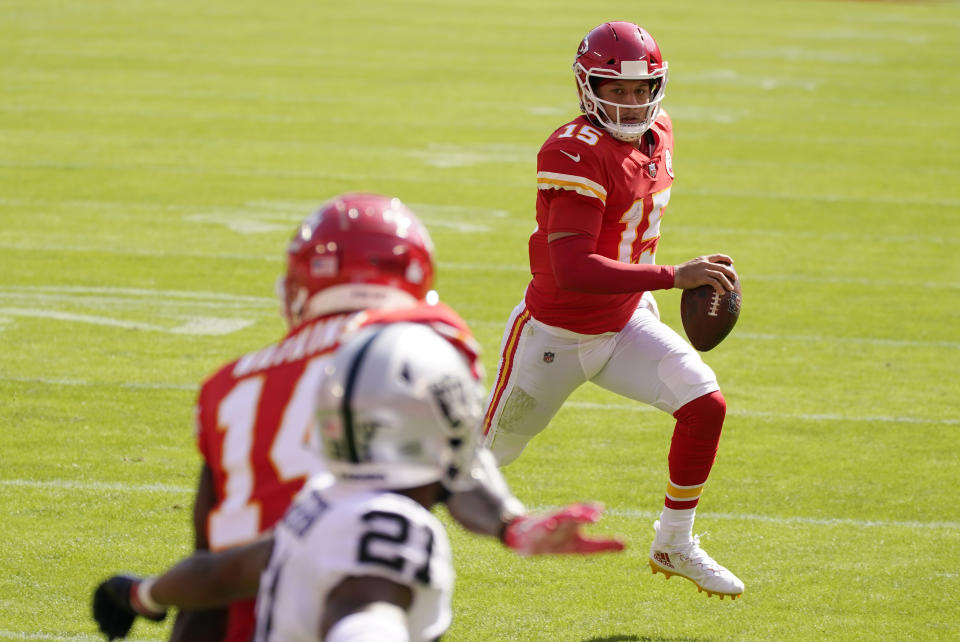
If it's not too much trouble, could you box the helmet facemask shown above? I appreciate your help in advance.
[575,61,668,142]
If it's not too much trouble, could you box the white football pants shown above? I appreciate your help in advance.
[481,296,719,466]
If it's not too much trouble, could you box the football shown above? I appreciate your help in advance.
[680,278,742,352]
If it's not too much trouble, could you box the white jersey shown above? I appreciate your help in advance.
[253,476,454,642]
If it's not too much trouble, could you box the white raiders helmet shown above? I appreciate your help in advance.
[316,322,484,492]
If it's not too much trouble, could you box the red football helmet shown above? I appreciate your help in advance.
[279,193,436,325]
[573,21,668,142]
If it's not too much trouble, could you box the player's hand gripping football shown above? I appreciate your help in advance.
[673,254,737,294]
[92,575,166,640]
[503,503,626,556]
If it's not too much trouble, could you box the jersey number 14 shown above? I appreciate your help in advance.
[208,357,327,548]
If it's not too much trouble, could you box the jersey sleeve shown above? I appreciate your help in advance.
[544,190,604,238]
[537,143,607,233]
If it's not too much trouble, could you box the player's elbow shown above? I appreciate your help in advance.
[204,555,243,596]
[186,552,241,604]
[186,543,265,605]
[547,234,598,292]
[551,262,594,292]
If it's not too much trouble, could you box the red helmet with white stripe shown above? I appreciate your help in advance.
[573,21,668,142]
[280,193,436,326]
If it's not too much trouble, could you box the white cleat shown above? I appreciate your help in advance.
[648,520,744,600]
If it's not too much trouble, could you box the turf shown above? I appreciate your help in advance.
[2,0,959,639]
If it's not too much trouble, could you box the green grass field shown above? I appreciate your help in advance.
[2,0,959,639]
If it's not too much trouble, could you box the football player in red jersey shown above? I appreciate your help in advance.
[93,324,625,642]
[481,22,745,599]
[170,192,621,641]
[171,192,477,642]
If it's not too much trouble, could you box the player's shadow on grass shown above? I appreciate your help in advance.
[583,635,710,642]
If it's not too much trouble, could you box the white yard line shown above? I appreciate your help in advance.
[2,479,955,532]
[0,633,163,642]
[0,307,256,335]
[0,632,163,642]
[1,376,196,391]
[0,285,275,304]
[564,401,959,426]
[572,507,960,532]
[0,287,272,335]
[735,332,960,350]
[0,479,192,493]
[0,308,169,332]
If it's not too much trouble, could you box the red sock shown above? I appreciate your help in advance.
[664,391,726,510]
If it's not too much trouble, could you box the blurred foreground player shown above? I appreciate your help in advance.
[480,22,743,598]
[93,323,625,641]
[172,192,481,641]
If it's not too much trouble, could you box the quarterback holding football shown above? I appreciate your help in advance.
[481,21,744,598]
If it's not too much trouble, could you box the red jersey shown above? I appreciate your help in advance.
[194,301,480,642]
[525,113,675,334]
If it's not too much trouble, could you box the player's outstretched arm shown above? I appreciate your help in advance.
[150,535,272,609]
[169,463,227,642]
[503,503,626,556]
[92,536,272,640]
[445,449,624,556]
[445,449,526,537]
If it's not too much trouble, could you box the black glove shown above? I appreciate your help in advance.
[92,575,166,640]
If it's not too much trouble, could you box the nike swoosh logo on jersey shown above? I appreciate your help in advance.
[559,150,581,162]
